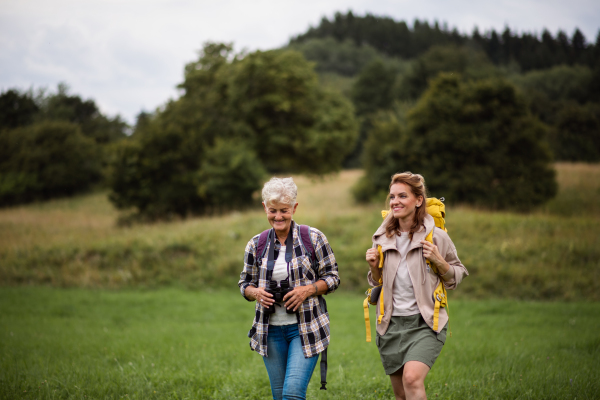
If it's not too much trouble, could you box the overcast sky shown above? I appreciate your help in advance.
[1,0,598,124]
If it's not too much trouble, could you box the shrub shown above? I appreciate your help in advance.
[0,121,101,206]
[196,139,266,210]
[108,125,205,219]
[354,74,558,210]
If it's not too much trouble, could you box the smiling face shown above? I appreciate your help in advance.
[389,182,423,225]
[263,201,298,239]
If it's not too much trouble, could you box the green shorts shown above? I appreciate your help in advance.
[376,314,447,375]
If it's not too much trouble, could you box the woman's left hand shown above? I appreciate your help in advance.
[420,240,446,270]
[283,285,315,312]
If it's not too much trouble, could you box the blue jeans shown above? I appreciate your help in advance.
[263,324,319,400]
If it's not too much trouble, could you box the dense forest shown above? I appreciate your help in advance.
[1,11,599,215]
[287,12,600,205]
[291,11,599,72]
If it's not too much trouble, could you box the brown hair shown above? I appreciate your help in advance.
[384,172,428,240]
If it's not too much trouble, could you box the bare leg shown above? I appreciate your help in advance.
[389,366,406,400]
[389,361,430,400]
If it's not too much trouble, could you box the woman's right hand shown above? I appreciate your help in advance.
[366,248,380,269]
[247,286,274,307]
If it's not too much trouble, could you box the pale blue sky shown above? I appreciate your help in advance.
[1,0,598,124]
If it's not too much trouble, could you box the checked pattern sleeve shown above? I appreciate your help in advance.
[239,234,261,301]
[310,228,340,293]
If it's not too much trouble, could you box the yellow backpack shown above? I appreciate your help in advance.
[363,197,449,342]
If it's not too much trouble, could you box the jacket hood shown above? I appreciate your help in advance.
[372,213,435,250]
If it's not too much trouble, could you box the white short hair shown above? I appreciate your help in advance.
[262,177,297,207]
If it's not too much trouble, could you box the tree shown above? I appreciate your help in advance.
[108,43,358,219]
[226,48,358,174]
[196,139,266,210]
[594,30,600,65]
[351,109,410,202]
[41,84,128,145]
[0,89,39,130]
[0,121,101,206]
[344,59,400,168]
[511,65,593,104]
[355,74,557,210]
[571,28,587,64]
[351,59,397,116]
[287,37,384,77]
[397,45,499,100]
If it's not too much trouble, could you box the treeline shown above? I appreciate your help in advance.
[291,11,599,72]
[286,12,600,207]
[2,12,599,217]
[0,85,128,206]
[0,45,358,218]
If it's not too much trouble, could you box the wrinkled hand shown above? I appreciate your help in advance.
[420,240,444,269]
[283,285,314,312]
[366,248,380,269]
[253,287,274,308]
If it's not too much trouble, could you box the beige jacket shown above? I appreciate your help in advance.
[368,214,468,336]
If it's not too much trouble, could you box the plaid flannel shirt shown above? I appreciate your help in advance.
[238,221,340,358]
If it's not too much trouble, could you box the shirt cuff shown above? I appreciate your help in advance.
[439,265,455,281]
[240,283,256,301]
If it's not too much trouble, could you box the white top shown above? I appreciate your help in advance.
[392,233,420,316]
[269,246,298,326]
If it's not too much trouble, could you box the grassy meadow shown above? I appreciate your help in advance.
[1,163,600,399]
[1,288,599,400]
[1,163,599,300]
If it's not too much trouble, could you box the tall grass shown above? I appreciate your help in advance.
[1,165,599,300]
[541,162,600,216]
[1,288,598,399]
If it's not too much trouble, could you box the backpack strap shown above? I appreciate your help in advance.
[319,347,328,390]
[298,224,317,271]
[425,226,451,335]
[256,229,272,265]
[257,225,316,267]
[298,225,326,311]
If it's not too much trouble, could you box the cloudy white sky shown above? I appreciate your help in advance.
[1,0,598,124]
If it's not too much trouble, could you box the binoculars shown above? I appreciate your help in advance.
[264,280,295,314]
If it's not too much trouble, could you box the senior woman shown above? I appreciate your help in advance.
[238,177,340,400]
[365,172,468,400]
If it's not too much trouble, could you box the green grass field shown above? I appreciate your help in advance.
[1,288,599,399]
[1,163,600,399]
[1,164,599,300]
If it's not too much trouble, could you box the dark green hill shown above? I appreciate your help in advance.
[290,11,599,73]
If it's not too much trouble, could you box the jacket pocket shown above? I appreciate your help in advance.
[436,324,447,344]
